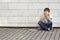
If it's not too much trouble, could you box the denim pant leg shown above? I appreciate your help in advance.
[38,21,47,30]
[47,21,52,29]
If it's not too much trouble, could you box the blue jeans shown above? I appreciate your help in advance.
[38,21,52,30]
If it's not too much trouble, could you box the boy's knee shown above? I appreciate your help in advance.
[38,21,41,25]
[50,22,53,25]
[49,21,52,24]
[48,21,53,26]
[38,21,43,25]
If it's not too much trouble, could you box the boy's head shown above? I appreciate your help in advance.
[44,8,50,14]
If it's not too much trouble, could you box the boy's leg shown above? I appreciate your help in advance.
[47,21,53,30]
[38,21,47,30]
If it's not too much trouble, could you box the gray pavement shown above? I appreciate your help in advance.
[0,28,60,40]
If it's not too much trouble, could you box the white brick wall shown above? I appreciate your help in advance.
[0,0,59,27]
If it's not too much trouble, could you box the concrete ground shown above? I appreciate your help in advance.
[0,28,60,40]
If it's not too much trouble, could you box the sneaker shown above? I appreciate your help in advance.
[47,28,50,31]
[46,28,50,31]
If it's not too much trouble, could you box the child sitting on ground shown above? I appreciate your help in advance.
[38,8,53,31]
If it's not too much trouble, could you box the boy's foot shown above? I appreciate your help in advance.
[48,28,50,31]
[46,28,50,31]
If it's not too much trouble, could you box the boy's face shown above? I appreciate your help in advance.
[44,11,49,14]
[44,11,49,16]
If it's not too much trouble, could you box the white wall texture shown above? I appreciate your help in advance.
[0,0,60,27]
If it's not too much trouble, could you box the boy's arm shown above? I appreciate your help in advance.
[45,13,52,21]
[40,16,45,21]
[47,15,52,21]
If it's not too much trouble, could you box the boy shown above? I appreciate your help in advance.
[38,8,53,31]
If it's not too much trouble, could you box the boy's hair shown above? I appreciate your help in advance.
[44,8,50,12]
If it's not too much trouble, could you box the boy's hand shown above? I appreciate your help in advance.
[47,16,52,21]
[44,13,49,17]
